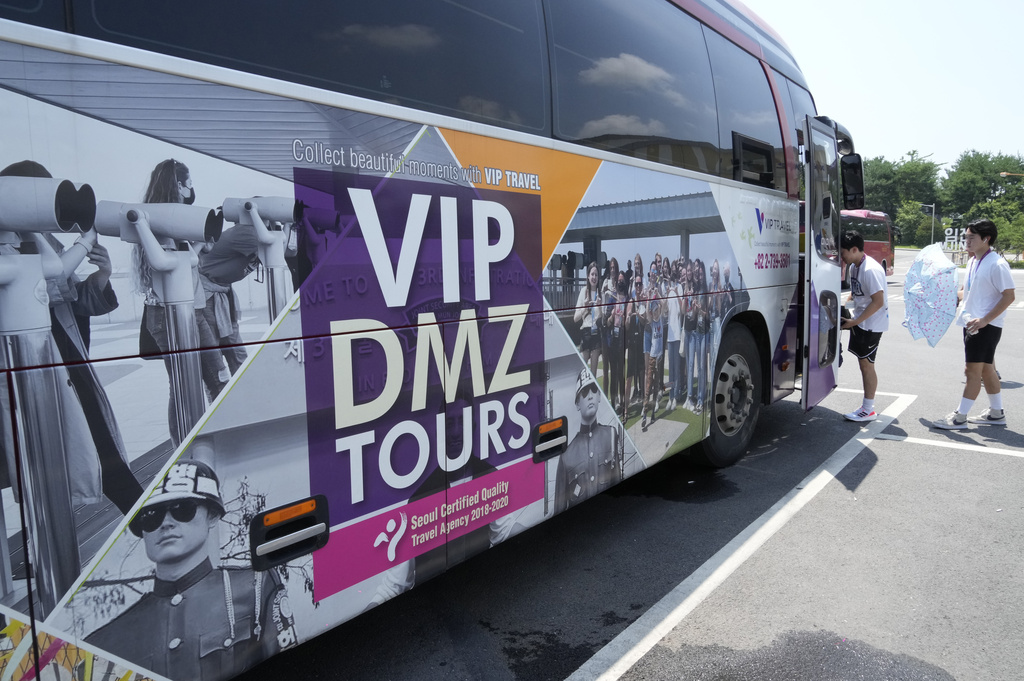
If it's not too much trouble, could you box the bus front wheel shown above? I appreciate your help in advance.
[699,324,762,467]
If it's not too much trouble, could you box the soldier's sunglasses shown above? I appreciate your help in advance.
[134,500,201,533]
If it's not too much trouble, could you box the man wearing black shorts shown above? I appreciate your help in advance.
[840,231,889,422]
[933,219,1016,429]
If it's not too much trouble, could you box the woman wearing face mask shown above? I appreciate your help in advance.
[133,159,226,444]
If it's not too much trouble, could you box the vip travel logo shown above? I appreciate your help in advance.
[754,208,791,234]
[755,208,768,233]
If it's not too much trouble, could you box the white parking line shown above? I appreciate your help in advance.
[873,433,1024,458]
[566,393,916,681]
[834,388,907,397]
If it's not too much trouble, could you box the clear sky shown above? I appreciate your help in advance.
[738,0,1023,174]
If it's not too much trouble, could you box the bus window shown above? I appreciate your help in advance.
[773,74,818,199]
[809,128,840,263]
[841,210,896,276]
[548,0,719,174]
[731,132,777,188]
[788,83,817,127]
[0,0,65,30]
[71,0,550,133]
[704,27,784,190]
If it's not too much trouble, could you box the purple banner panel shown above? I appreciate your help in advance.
[313,458,544,600]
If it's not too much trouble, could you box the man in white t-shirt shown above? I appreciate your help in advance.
[933,219,1016,429]
[840,231,889,422]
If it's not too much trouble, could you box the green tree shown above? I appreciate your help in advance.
[963,194,1023,226]
[940,150,1024,220]
[893,151,942,208]
[864,151,941,243]
[1003,213,1024,260]
[962,197,1024,259]
[895,199,932,247]
[864,156,899,219]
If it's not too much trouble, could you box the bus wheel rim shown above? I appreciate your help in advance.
[713,353,753,435]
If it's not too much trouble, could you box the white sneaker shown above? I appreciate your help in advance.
[967,408,1006,426]
[843,409,877,422]
[932,411,968,430]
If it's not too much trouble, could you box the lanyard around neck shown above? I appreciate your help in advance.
[966,249,991,292]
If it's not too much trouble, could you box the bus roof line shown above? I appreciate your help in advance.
[669,0,807,89]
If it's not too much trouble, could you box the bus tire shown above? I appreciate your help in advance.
[699,323,762,467]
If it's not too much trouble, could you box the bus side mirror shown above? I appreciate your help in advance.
[841,154,865,210]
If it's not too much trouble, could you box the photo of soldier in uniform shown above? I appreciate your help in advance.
[554,368,624,512]
[85,460,297,680]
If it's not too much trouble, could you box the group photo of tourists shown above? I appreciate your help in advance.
[557,246,745,431]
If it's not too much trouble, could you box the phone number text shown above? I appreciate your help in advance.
[754,252,791,270]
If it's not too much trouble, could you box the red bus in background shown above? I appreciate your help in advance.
[841,209,896,276]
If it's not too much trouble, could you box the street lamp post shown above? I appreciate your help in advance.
[999,171,1024,177]
[918,202,936,244]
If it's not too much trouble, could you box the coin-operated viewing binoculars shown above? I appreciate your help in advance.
[0,177,100,335]
[0,176,96,235]
[222,197,304,320]
[94,200,223,243]
[0,175,102,614]
[221,196,301,227]
[94,200,224,306]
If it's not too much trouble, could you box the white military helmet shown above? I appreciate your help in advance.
[575,367,598,401]
[129,460,226,536]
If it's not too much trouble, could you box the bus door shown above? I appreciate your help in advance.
[801,116,842,409]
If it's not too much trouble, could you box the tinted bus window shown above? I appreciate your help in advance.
[703,27,783,189]
[547,0,719,174]
[0,0,65,31]
[865,219,884,241]
[71,0,549,133]
[774,74,816,207]
[861,218,881,240]
[787,81,816,124]
[775,75,817,155]
[772,73,797,191]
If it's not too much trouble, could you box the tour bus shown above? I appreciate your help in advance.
[0,1,863,679]
[841,209,896,276]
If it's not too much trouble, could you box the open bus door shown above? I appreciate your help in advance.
[801,116,844,409]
